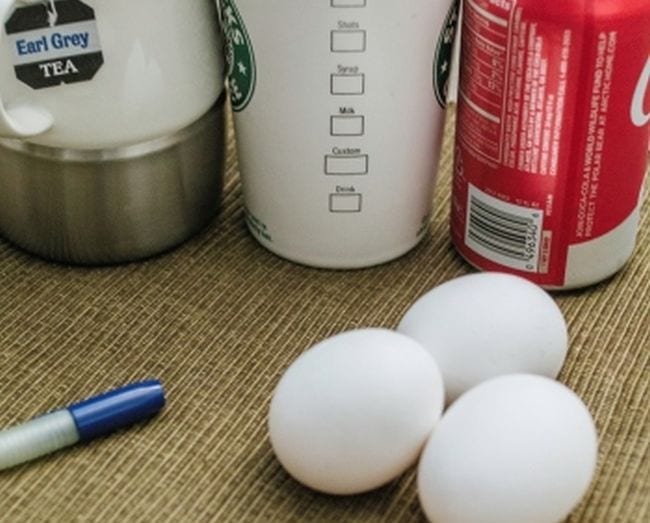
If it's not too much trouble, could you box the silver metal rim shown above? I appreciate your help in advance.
[0,92,227,163]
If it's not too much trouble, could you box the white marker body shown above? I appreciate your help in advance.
[0,409,79,470]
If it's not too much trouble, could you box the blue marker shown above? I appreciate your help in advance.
[0,380,165,470]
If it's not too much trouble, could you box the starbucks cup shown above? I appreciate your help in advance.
[219,0,459,268]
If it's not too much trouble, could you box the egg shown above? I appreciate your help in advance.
[418,374,598,523]
[268,328,445,495]
[398,273,568,402]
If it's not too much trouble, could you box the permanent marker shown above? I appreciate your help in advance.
[0,380,165,471]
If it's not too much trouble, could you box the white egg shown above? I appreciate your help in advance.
[398,273,568,402]
[268,328,445,495]
[418,374,598,523]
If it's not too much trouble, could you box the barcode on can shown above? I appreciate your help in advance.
[465,185,544,273]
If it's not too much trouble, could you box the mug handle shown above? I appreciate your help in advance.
[0,0,54,137]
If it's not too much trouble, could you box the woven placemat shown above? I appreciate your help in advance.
[0,109,647,522]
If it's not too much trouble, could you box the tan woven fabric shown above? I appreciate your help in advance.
[0,110,647,522]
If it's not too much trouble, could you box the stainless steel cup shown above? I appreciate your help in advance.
[0,98,226,264]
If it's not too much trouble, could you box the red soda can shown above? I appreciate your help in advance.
[451,0,650,289]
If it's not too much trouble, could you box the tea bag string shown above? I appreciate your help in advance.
[46,0,58,27]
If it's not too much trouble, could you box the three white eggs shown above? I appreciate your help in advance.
[267,273,598,522]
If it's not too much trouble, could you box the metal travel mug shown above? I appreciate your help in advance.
[220,0,459,268]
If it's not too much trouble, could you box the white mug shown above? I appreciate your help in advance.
[219,0,459,268]
[0,0,224,148]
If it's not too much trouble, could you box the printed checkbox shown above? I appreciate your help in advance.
[331,30,366,52]
[330,194,362,213]
[331,74,365,95]
[324,155,368,175]
[331,0,366,6]
[331,115,365,136]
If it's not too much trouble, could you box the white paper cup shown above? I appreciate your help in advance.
[0,0,227,263]
[0,0,224,148]
[220,0,459,268]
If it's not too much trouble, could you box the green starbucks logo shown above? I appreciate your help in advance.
[219,0,256,112]
[433,0,460,107]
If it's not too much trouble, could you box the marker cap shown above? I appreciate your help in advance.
[69,380,165,441]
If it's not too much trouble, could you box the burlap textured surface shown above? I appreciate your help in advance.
[0,110,647,522]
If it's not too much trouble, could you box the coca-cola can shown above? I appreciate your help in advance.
[451,0,650,289]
